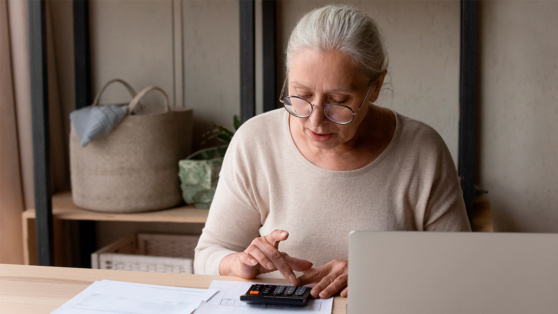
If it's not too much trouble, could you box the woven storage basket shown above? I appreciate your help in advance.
[91,233,199,273]
[70,79,193,213]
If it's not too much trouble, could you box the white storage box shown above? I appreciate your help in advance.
[91,233,199,273]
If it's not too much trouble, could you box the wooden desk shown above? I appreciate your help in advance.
[22,192,209,265]
[0,264,347,313]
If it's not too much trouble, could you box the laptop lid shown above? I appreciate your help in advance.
[348,231,558,314]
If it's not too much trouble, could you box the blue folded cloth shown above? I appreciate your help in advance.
[70,104,129,147]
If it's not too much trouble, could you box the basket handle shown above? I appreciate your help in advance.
[128,86,170,114]
[91,79,137,107]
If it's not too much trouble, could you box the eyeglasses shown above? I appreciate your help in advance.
[279,77,373,125]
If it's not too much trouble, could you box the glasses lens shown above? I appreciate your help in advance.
[324,105,354,124]
[283,97,312,117]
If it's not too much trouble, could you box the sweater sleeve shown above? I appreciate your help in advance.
[194,124,264,275]
[422,130,471,232]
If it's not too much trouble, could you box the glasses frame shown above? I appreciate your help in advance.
[279,77,373,125]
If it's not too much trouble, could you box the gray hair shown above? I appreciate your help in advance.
[286,4,388,82]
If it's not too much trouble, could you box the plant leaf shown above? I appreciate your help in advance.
[217,126,234,138]
[233,115,242,130]
[200,116,241,146]
[216,134,233,144]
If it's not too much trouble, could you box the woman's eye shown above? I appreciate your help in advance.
[330,99,348,104]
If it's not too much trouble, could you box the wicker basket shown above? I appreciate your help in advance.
[91,233,199,273]
[70,80,193,213]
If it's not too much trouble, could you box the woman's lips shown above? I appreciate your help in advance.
[307,129,332,142]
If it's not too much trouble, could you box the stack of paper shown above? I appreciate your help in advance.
[52,280,217,314]
[53,280,333,314]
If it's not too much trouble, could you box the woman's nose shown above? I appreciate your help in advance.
[308,103,328,127]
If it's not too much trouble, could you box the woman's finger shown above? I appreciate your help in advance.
[310,272,335,298]
[234,252,265,279]
[243,230,288,270]
[244,244,275,270]
[266,250,298,285]
[237,251,258,267]
[284,254,313,271]
[297,266,324,286]
[247,233,298,284]
[263,229,289,248]
[297,259,348,298]
[317,274,347,299]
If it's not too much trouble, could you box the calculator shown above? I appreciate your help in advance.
[240,284,312,306]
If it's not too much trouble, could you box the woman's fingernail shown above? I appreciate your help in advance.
[289,274,297,283]
[281,231,288,237]
[249,259,257,265]
[266,262,274,269]
[319,291,328,298]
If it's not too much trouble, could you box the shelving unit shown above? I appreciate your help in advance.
[28,0,274,267]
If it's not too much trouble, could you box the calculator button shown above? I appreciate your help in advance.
[285,286,296,295]
[295,286,307,296]
[274,286,285,295]
[249,290,260,295]
[262,286,274,295]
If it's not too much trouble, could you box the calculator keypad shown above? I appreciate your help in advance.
[240,284,311,306]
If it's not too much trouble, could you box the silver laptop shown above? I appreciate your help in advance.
[348,231,558,314]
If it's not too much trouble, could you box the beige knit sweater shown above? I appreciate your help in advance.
[194,109,471,276]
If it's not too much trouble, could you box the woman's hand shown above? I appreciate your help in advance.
[219,229,313,285]
[298,259,349,299]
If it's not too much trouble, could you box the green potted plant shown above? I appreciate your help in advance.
[178,116,241,209]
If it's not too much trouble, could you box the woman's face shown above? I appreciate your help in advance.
[287,48,383,151]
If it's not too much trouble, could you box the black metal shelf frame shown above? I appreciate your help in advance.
[29,0,477,265]
[458,0,479,224]
[29,0,53,266]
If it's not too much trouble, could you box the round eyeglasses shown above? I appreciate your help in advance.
[279,78,372,125]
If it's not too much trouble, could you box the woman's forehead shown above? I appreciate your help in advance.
[288,74,366,93]
[289,80,357,94]
[288,49,368,91]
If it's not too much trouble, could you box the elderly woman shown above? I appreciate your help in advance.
[194,4,470,299]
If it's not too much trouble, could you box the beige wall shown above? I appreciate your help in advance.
[480,0,558,232]
[48,0,558,245]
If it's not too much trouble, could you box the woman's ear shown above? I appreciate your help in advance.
[369,71,387,103]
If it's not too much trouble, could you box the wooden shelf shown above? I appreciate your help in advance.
[22,192,208,265]
[470,197,494,232]
[23,192,209,224]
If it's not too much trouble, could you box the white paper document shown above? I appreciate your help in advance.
[52,280,218,314]
[193,280,333,314]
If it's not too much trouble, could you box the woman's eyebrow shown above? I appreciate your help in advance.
[289,81,310,89]
[289,81,356,93]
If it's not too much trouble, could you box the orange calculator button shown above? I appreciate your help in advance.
[250,291,260,295]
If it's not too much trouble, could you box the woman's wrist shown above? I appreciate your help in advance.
[218,252,238,276]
